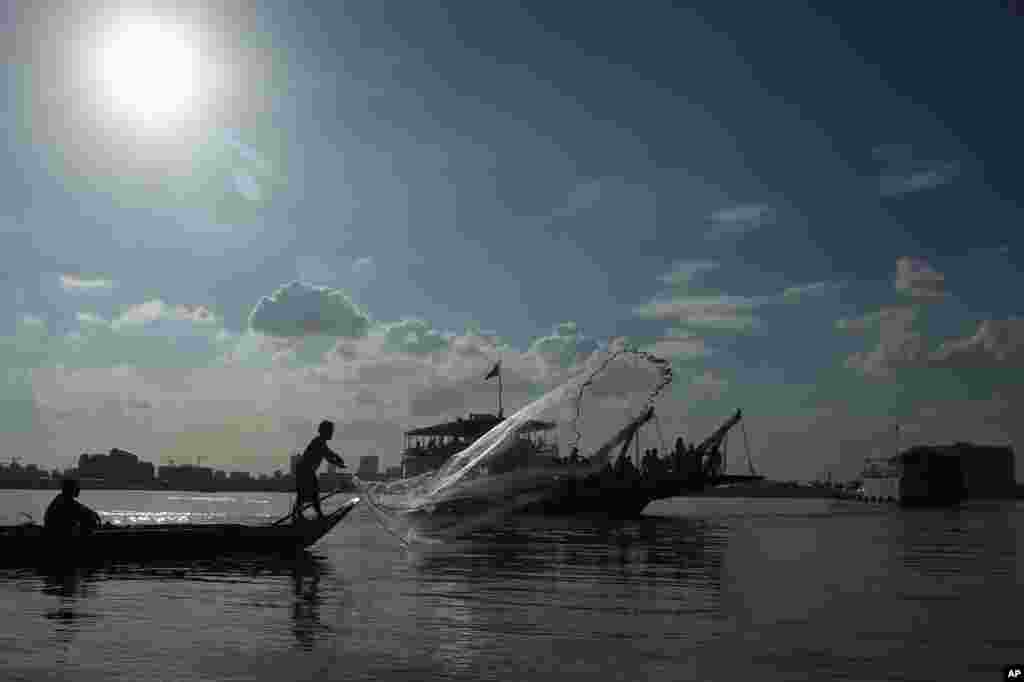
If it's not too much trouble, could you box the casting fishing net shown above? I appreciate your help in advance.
[358,344,672,541]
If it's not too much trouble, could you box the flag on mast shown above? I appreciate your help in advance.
[485,361,501,380]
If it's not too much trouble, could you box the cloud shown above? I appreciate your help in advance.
[634,295,760,330]
[836,306,914,332]
[642,330,710,360]
[657,261,718,287]
[930,319,1024,368]
[706,204,774,239]
[839,257,953,376]
[781,281,841,302]
[843,306,925,377]
[528,321,597,368]
[59,274,115,292]
[112,300,218,329]
[880,161,959,197]
[7,285,678,473]
[895,257,946,299]
[249,281,371,338]
[380,318,450,355]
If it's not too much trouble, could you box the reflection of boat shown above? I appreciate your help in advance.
[0,497,359,565]
[399,407,763,519]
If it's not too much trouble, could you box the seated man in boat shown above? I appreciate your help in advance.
[292,420,347,523]
[44,478,103,536]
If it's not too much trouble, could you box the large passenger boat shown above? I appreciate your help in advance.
[396,406,763,518]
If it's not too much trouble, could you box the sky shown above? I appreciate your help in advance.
[1,1,1021,480]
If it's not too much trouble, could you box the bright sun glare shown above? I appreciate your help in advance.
[99,20,198,119]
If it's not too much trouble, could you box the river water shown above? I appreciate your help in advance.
[0,490,1020,681]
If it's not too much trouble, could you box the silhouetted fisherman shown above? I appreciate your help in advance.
[292,420,347,523]
[673,437,686,475]
[44,478,102,536]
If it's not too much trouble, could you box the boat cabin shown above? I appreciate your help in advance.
[401,413,558,478]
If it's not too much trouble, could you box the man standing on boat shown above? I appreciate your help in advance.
[44,478,103,536]
[292,420,347,523]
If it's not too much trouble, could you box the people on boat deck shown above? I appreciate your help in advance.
[613,453,638,479]
[44,478,103,536]
[642,448,661,476]
[292,420,347,523]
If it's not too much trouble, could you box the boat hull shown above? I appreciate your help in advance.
[0,498,359,566]
[419,473,766,520]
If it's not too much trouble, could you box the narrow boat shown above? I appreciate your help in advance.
[0,497,360,566]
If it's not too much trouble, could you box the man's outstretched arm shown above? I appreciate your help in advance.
[325,447,347,468]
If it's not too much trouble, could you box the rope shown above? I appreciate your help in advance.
[741,419,757,476]
[721,431,729,475]
[653,413,668,455]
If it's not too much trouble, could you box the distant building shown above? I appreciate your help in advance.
[78,448,155,486]
[0,460,51,488]
[859,442,1016,503]
[158,464,214,490]
[944,443,1015,499]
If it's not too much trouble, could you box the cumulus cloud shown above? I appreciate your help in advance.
[930,319,1024,368]
[634,295,760,330]
[7,286,674,473]
[380,318,450,355]
[249,281,371,338]
[59,274,115,291]
[895,257,946,299]
[843,307,925,377]
[113,300,218,329]
[528,321,597,368]
[836,306,914,332]
[839,257,953,376]
[639,268,839,336]
[843,305,1024,378]
[706,204,774,239]
[642,330,710,360]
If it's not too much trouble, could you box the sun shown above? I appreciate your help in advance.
[99,20,198,120]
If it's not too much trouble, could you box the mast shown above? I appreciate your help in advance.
[590,406,655,466]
